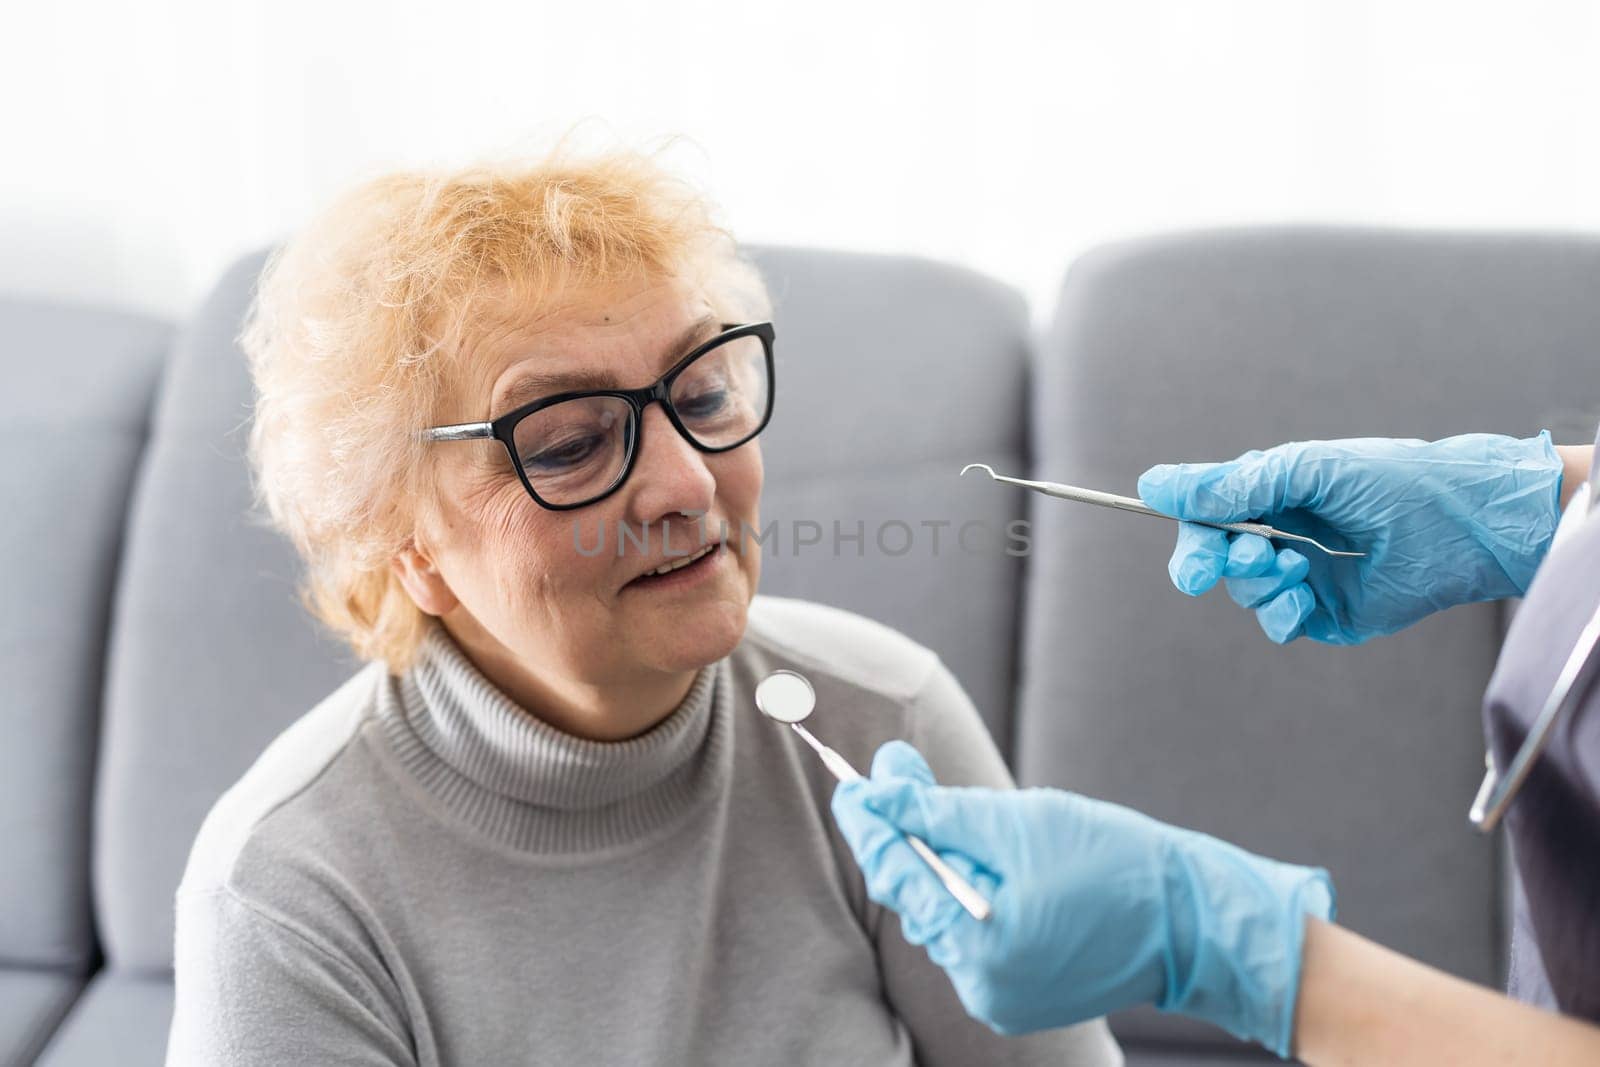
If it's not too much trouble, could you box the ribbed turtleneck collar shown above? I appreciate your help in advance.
[375,625,732,855]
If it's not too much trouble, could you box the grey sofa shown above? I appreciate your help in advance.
[7,230,1597,1066]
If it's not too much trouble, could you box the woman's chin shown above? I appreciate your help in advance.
[636,601,748,673]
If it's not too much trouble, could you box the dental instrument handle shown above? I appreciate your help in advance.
[790,723,993,922]
[960,465,1366,559]
[820,743,866,785]
[791,723,864,783]
[1021,483,1295,544]
[905,835,994,923]
[1021,482,1274,538]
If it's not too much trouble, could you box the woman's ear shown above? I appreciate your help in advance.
[391,541,460,617]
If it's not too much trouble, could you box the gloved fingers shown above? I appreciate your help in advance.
[1138,449,1291,524]
[897,849,994,946]
[831,779,886,854]
[831,781,964,943]
[869,740,938,787]
[922,864,999,969]
[937,848,994,894]
[859,779,1008,868]
[1223,548,1309,609]
[1168,522,1231,596]
[919,848,999,910]
[1222,533,1276,579]
[1254,584,1316,644]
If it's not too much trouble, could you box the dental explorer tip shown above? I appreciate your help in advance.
[960,463,997,479]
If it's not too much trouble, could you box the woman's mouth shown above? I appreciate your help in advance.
[623,541,724,592]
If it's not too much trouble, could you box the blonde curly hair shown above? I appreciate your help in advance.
[243,149,770,670]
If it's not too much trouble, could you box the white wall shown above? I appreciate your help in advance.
[7,0,1600,321]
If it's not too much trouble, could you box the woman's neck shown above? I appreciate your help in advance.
[439,617,699,742]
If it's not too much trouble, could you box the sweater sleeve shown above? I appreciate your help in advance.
[167,888,417,1067]
[873,660,1125,1067]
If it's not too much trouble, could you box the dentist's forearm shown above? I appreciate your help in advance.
[1557,444,1593,510]
[1292,918,1600,1065]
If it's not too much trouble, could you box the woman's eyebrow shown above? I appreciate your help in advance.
[494,314,722,410]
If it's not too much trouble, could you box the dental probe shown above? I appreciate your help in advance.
[960,463,1365,559]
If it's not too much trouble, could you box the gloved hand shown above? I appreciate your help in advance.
[830,741,1334,1058]
[1136,433,1564,644]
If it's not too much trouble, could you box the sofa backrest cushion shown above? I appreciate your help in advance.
[1,298,170,970]
[746,247,1032,746]
[94,254,360,971]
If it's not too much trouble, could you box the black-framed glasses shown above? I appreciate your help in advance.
[422,322,775,510]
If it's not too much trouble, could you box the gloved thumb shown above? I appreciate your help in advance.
[860,779,1009,869]
[869,740,938,786]
[1138,449,1291,524]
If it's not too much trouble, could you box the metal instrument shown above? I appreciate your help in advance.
[960,463,1365,559]
[754,669,993,922]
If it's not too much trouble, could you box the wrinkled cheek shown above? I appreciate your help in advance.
[523,572,569,628]
[484,506,567,614]
[494,554,549,614]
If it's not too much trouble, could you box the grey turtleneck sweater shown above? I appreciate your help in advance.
[168,595,1121,1066]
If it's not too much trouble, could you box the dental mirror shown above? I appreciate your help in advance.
[755,669,993,922]
[754,669,816,724]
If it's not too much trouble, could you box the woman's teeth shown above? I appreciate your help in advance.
[647,543,716,576]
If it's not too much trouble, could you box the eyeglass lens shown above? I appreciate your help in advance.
[509,331,770,506]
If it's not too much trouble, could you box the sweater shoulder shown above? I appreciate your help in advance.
[741,595,940,705]
[177,662,386,896]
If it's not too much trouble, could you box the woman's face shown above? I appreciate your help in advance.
[403,274,764,718]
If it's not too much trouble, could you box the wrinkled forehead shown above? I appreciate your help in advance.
[441,271,719,418]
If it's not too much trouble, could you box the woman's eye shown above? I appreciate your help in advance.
[524,433,604,471]
[676,388,729,420]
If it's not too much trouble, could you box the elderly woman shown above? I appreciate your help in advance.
[165,151,1122,1066]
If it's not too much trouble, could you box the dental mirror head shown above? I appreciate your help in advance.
[755,669,816,725]
[753,667,995,923]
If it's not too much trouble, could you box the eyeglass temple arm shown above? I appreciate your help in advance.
[421,422,493,442]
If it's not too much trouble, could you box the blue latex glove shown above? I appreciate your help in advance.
[830,741,1334,1058]
[1136,433,1564,644]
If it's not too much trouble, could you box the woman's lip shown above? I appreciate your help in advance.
[621,541,725,591]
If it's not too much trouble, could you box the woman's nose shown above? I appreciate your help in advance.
[622,403,717,524]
